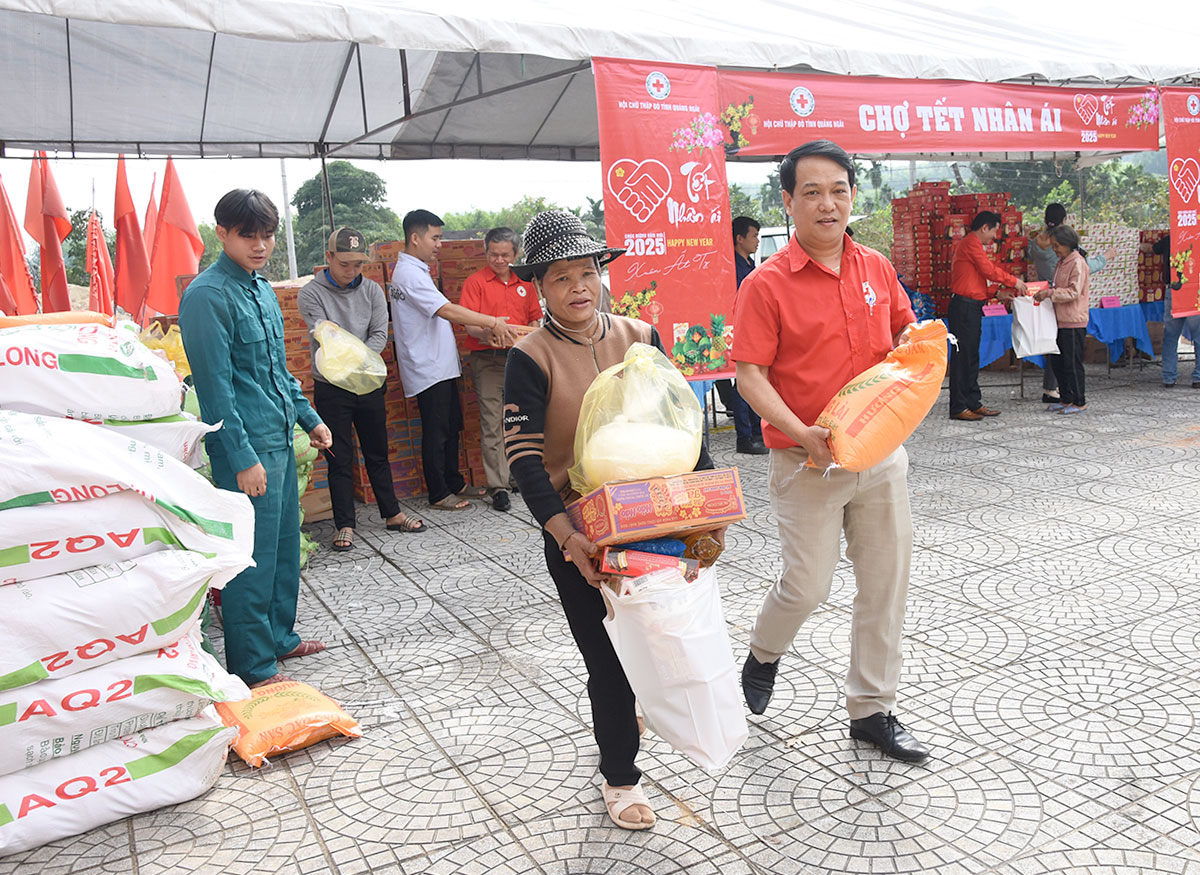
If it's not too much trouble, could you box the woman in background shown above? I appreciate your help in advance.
[1035,224,1091,414]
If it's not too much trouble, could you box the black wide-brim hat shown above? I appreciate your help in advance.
[511,209,625,281]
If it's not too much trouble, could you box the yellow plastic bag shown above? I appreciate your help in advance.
[138,322,191,378]
[812,319,948,472]
[313,320,387,394]
[215,680,363,767]
[569,342,703,494]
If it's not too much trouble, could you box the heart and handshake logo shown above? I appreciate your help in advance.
[1073,94,1099,125]
[607,159,672,222]
[1170,157,1200,204]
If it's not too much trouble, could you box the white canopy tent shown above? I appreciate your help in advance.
[1,0,1198,163]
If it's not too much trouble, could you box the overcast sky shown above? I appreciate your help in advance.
[0,151,780,248]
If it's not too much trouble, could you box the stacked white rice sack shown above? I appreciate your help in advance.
[0,321,253,857]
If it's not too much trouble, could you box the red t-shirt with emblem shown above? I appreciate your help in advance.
[458,267,544,352]
[731,234,915,448]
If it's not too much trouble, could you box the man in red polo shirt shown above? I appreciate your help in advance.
[948,211,1027,420]
[459,227,543,511]
[733,139,928,763]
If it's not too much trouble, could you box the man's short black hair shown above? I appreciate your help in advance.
[403,209,444,242]
[732,216,761,241]
[971,210,1002,232]
[214,189,278,234]
[484,226,518,250]
[779,140,856,195]
[1044,203,1067,227]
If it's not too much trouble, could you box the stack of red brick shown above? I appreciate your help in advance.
[892,182,1030,317]
[273,238,492,519]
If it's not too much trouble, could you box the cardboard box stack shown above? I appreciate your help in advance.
[1139,229,1168,303]
[1076,223,1140,306]
[891,183,1028,318]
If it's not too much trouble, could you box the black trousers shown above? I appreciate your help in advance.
[543,533,641,787]
[1050,327,1087,407]
[948,295,984,414]
[313,381,401,530]
[416,378,466,504]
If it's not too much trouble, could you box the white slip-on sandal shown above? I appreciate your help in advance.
[602,781,656,830]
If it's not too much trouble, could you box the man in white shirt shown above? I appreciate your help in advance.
[388,209,524,510]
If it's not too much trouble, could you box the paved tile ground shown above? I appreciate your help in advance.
[5,357,1200,874]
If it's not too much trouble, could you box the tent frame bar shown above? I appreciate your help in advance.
[325,59,591,156]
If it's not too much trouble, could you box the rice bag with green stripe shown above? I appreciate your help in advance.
[0,550,247,694]
[0,706,235,857]
[0,626,248,777]
[0,322,182,422]
[88,413,219,468]
[0,410,253,568]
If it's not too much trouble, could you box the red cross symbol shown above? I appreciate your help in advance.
[650,76,665,93]
[796,93,811,112]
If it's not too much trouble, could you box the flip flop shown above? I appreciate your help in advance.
[456,485,488,499]
[386,513,427,532]
[601,782,656,830]
[332,527,354,551]
[429,495,470,511]
[280,640,326,660]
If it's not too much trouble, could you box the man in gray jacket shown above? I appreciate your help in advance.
[298,227,425,551]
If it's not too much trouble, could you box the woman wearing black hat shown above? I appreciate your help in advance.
[503,210,719,830]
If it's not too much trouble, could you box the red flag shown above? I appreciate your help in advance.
[146,159,203,318]
[114,156,151,318]
[85,210,115,316]
[0,273,16,315]
[24,152,72,313]
[0,173,37,314]
[143,172,158,255]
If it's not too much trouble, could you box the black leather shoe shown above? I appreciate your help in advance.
[491,490,511,512]
[849,712,930,762]
[741,653,778,714]
[737,440,769,455]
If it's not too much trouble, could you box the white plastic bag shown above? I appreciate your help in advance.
[1011,297,1059,357]
[0,410,254,568]
[312,320,387,395]
[0,627,249,777]
[0,706,235,857]
[0,550,246,693]
[600,567,747,771]
[1,491,183,584]
[87,413,220,468]
[0,322,183,421]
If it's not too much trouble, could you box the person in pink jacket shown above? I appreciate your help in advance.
[1033,225,1090,414]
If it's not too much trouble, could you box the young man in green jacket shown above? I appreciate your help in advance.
[179,189,332,688]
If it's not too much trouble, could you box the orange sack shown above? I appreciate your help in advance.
[215,680,363,767]
[812,320,948,472]
[0,310,114,329]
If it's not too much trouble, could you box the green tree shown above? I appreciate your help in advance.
[197,223,220,271]
[577,195,606,241]
[290,161,404,271]
[62,208,116,286]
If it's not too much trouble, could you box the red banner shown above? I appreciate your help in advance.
[1162,88,1200,318]
[717,72,1161,156]
[594,58,736,379]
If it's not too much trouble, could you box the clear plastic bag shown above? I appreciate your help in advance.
[312,320,387,395]
[569,342,703,495]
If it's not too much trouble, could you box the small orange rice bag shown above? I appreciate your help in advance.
[812,320,948,472]
[215,680,362,767]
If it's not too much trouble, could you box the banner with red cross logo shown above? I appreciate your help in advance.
[1162,88,1200,317]
[593,57,737,379]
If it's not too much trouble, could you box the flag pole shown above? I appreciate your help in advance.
[280,158,298,280]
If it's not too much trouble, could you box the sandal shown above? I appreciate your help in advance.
[332,527,354,551]
[429,495,470,511]
[280,640,325,660]
[456,485,488,499]
[386,513,427,533]
[250,672,293,690]
[602,782,656,830]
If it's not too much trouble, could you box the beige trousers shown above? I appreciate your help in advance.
[750,445,912,719]
[469,351,511,491]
